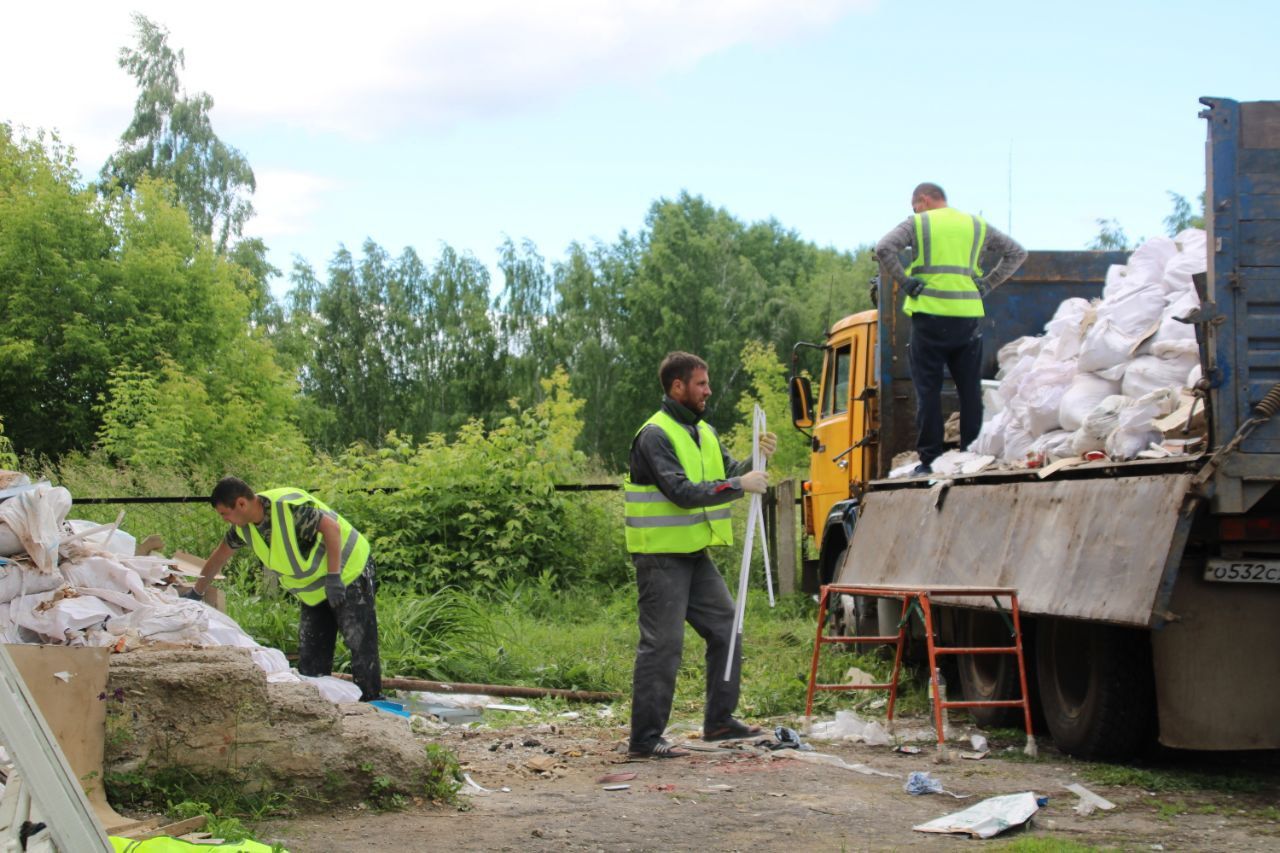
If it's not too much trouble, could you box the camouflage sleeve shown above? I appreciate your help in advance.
[291,504,325,553]
[224,526,248,550]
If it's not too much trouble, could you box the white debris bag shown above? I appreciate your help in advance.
[1120,236,1177,293]
[1059,373,1122,432]
[913,791,1040,839]
[0,484,72,573]
[1070,395,1133,456]
[1122,354,1198,399]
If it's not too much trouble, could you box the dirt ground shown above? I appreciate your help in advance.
[255,715,1280,852]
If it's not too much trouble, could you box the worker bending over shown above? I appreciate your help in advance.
[187,476,383,702]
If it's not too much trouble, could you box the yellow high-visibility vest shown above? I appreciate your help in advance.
[240,488,369,606]
[905,207,987,318]
[624,411,734,553]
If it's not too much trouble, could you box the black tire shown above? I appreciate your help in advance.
[1036,617,1155,759]
[953,610,1022,728]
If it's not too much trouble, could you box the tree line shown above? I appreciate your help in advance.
[0,14,873,485]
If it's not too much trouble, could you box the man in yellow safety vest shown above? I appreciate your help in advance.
[622,351,775,758]
[186,476,382,701]
[875,182,1026,474]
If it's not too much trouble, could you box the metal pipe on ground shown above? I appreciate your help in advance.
[334,673,620,703]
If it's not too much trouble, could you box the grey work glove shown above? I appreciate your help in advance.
[181,588,204,601]
[739,470,769,495]
[324,574,346,608]
[975,277,992,298]
[904,277,926,298]
[758,431,778,459]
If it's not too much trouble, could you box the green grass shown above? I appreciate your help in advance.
[1081,764,1271,796]
[993,840,1104,853]
[224,576,916,724]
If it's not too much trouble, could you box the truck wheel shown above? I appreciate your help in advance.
[1035,617,1154,759]
[953,610,1020,728]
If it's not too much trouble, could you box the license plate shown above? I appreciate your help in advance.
[1204,559,1280,584]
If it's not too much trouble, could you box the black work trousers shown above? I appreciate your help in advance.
[908,313,984,467]
[297,559,383,701]
[629,551,742,752]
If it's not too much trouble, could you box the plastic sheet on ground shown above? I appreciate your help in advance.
[0,484,71,572]
[773,749,895,777]
[807,710,891,745]
[912,791,1039,838]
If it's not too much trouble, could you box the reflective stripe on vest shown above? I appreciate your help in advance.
[905,207,987,318]
[624,410,734,553]
[242,488,370,606]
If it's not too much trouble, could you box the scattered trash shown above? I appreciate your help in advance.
[894,745,922,755]
[904,771,970,799]
[52,671,72,682]
[913,791,1040,839]
[959,751,988,761]
[970,734,989,752]
[602,784,631,791]
[1037,796,1050,807]
[763,725,813,751]
[486,703,533,712]
[696,784,734,794]
[807,710,891,745]
[369,700,411,718]
[596,772,637,784]
[843,666,878,686]
[904,771,944,795]
[558,711,581,720]
[774,750,895,778]
[524,755,558,773]
[1066,783,1116,816]
[460,773,495,795]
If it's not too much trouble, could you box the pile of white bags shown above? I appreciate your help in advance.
[0,481,361,704]
[970,230,1205,465]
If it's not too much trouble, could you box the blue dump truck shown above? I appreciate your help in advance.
[790,98,1280,758]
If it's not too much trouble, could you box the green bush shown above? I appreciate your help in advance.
[314,369,630,595]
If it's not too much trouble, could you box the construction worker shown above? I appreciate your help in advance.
[875,182,1026,474]
[623,351,775,758]
[186,476,383,701]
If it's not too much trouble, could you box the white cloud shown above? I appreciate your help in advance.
[243,169,340,241]
[3,0,874,150]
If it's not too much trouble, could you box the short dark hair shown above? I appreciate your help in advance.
[210,476,256,508]
[912,182,946,203]
[659,351,708,393]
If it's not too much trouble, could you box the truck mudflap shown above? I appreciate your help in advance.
[835,473,1196,627]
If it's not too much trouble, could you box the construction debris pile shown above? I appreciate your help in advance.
[891,229,1208,478]
[0,475,359,703]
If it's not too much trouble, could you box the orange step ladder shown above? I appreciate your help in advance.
[805,583,1037,756]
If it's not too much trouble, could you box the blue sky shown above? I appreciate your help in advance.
[4,1,1276,295]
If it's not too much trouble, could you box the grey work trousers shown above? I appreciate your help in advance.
[297,559,382,701]
[629,551,743,752]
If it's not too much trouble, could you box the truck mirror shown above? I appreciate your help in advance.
[790,376,814,429]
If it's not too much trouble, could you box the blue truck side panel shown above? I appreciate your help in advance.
[1204,98,1280,461]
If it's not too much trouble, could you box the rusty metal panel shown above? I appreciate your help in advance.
[1151,567,1280,749]
[837,474,1196,627]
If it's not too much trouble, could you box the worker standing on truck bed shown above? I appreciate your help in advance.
[624,351,774,758]
[875,182,1026,474]
[186,476,384,702]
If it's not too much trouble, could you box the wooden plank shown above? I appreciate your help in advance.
[776,479,797,596]
[123,815,208,840]
[838,474,1196,627]
[0,646,111,851]
[3,646,133,831]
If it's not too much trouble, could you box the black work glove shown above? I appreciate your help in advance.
[904,276,926,298]
[324,574,345,608]
[181,588,203,601]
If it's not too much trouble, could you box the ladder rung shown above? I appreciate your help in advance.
[932,646,1019,655]
[821,635,901,644]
